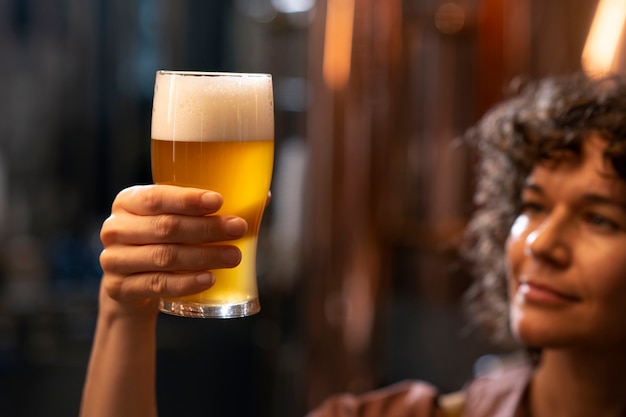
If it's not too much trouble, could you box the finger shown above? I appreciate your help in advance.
[113,184,223,216]
[100,244,242,276]
[104,271,217,302]
[101,213,247,246]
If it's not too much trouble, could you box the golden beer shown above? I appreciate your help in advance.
[151,71,274,318]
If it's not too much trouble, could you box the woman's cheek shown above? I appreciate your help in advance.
[506,215,529,299]
[509,214,530,240]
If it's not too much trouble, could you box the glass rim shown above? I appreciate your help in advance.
[156,70,271,78]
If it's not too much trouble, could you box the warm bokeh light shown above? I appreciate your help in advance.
[322,0,355,90]
[435,2,466,35]
[581,0,626,76]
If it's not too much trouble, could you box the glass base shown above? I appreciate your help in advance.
[159,298,260,319]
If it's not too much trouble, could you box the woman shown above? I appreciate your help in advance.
[80,73,626,417]
[461,73,626,417]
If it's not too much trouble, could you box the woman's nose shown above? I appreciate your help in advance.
[525,211,571,267]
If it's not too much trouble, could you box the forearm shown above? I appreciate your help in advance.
[80,300,158,417]
[80,185,243,416]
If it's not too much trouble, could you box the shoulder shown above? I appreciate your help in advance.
[307,380,439,417]
[306,353,534,417]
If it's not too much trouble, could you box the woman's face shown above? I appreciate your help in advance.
[506,134,626,351]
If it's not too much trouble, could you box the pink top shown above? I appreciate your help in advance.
[307,361,533,417]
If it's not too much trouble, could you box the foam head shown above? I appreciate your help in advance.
[151,71,274,142]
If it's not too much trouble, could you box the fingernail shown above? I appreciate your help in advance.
[196,272,215,285]
[221,247,242,266]
[225,217,247,238]
[201,192,223,210]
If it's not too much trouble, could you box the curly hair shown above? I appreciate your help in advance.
[461,72,626,347]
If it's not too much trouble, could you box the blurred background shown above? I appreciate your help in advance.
[0,0,624,415]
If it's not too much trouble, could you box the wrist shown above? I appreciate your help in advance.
[98,286,160,328]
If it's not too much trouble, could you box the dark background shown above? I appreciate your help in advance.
[0,0,615,416]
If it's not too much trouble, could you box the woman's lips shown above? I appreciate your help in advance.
[517,281,579,306]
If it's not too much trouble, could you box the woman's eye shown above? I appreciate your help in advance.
[584,212,620,231]
[520,201,544,215]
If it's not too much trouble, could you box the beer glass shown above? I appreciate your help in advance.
[151,71,274,318]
